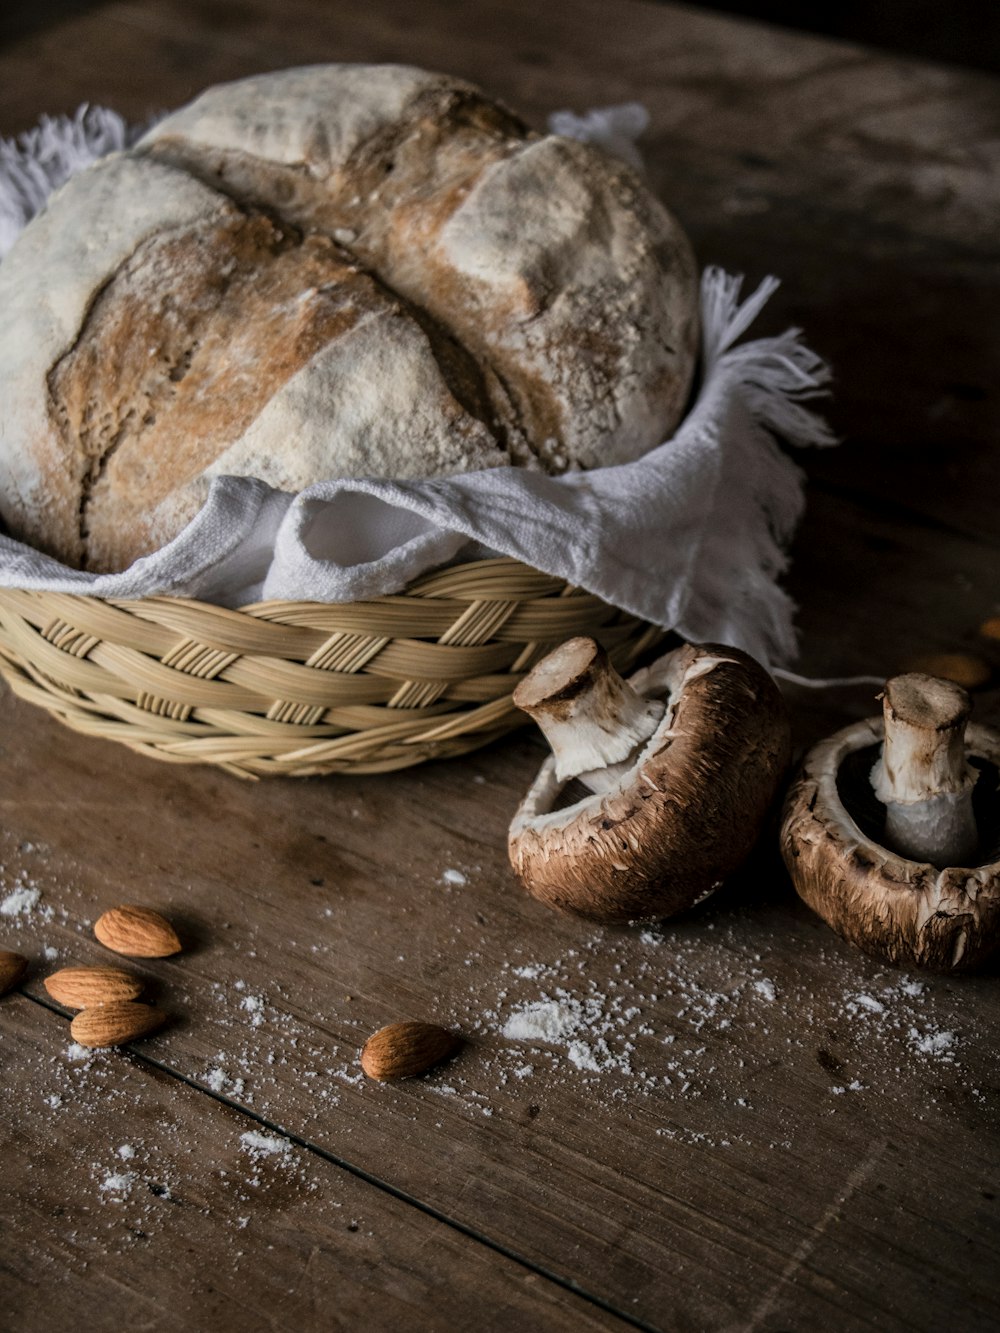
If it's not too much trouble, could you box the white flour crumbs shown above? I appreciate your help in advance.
[424,911,987,1146]
[899,979,926,998]
[908,1027,958,1060]
[205,1066,247,1096]
[847,993,887,1016]
[14,1001,342,1264]
[502,995,636,1077]
[99,1170,136,1197]
[504,1000,579,1044]
[239,994,265,1028]
[0,885,40,915]
[240,1130,292,1158]
[441,868,468,887]
[184,971,360,1113]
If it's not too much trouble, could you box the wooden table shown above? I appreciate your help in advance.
[1,2,998,1328]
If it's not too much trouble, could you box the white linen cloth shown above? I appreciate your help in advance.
[0,103,834,669]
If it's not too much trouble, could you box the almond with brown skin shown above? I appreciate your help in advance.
[0,951,28,995]
[94,906,181,958]
[44,966,144,1009]
[70,1002,167,1049]
[360,1021,462,1081]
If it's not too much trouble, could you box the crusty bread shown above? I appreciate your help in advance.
[0,65,698,572]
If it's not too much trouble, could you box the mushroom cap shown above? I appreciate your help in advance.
[781,717,1000,972]
[508,642,791,922]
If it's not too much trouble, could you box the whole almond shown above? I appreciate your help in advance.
[70,1001,167,1049]
[0,951,28,995]
[360,1021,462,1081]
[44,966,144,1009]
[94,906,181,958]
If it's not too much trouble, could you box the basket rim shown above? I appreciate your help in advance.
[0,554,580,615]
[0,557,663,778]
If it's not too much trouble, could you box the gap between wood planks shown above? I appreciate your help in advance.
[20,984,662,1333]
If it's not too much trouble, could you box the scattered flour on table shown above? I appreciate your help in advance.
[99,1170,135,1197]
[205,1065,247,1096]
[6,820,985,1252]
[240,1130,292,1157]
[0,885,41,916]
[503,1000,578,1043]
[0,838,56,923]
[503,996,635,1075]
[908,1027,958,1060]
[24,1029,338,1253]
[239,993,266,1028]
[422,909,986,1145]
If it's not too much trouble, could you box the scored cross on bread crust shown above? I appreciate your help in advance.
[0,64,698,572]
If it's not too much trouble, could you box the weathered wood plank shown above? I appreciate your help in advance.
[0,991,632,1331]
[1,683,998,1331]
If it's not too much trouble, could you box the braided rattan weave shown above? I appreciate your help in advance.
[0,559,661,778]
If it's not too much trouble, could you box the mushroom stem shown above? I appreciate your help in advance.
[870,673,979,867]
[512,637,665,793]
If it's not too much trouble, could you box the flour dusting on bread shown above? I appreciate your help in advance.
[0,64,698,571]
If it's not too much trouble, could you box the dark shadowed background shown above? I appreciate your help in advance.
[2,0,998,72]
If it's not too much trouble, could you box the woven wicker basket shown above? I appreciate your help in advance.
[0,558,661,778]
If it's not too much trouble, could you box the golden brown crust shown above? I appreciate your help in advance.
[141,81,537,463]
[48,212,365,568]
[0,65,699,571]
[46,203,504,571]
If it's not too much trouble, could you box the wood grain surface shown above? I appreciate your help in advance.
[1,1,999,1330]
[1,994,631,1331]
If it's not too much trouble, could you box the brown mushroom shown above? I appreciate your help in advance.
[781,673,1000,971]
[508,637,791,922]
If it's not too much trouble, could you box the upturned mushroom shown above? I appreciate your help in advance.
[781,673,1000,971]
[508,637,791,922]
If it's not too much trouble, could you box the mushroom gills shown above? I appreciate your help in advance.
[512,636,666,792]
[509,636,791,922]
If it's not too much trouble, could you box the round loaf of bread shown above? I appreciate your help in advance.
[0,65,699,573]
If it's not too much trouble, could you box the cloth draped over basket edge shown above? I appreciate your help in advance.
[0,102,835,672]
